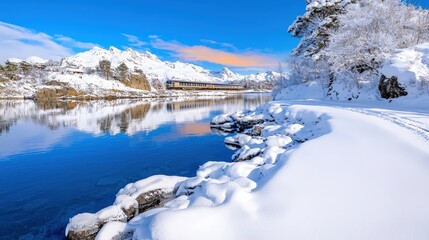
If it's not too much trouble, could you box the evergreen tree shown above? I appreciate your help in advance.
[288,0,357,58]
[115,62,129,81]
[98,60,112,80]
[19,61,32,76]
[4,61,19,80]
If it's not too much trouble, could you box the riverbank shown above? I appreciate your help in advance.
[66,99,429,240]
[0,86,259,101]
[0,94,273,240]
[0,73,271,101]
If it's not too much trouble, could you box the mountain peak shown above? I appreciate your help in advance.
[222,67,234,74]
[108,46,121,53]
[90,46,104,51]
[26,56,49,64]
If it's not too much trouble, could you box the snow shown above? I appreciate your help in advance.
[61,94,429,239]
[7,56,49,64]
[306,0,347,10]
[0,46,279,99]
[66,175,186,237]
[61,47,278,84]
[117,175,186,200]
[67,97,429,240]
[274,81,325,100]
[95,222,128,240]
[96,206,127,222]
[65,213,98,237]
[381,43,429,97]
[276,42,429,102]
[25,56,49,64]
[265,135,292,148]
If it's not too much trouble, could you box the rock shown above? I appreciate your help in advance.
[210,114,232,125]
[379,75,408,99]
[233,145,262,162]
[249,124,264,136]
[34,86,79,100]
[236,118,265,131]
[66,188,176,240]
[67,229,99,240]
[135,189,174,213]
[224,136,241,149]
[66,213,100,240]
[122,74,151,91]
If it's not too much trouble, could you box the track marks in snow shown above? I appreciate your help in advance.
[343,107,429,141]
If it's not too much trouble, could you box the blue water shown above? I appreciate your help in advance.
[0,94,271,240]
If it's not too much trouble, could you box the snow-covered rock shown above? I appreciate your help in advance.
[381,43,429,98]
[66,175,187,239]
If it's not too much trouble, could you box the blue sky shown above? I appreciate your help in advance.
[1,0,427,72]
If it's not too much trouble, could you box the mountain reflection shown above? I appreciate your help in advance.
[0,94,271,137]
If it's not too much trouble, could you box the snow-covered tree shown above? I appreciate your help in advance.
[325,0,429,87]
[289,0,357,58]
[98,60,112,80]
[115,62,130,81]
[3,61,19,80]
[279,0,429,100]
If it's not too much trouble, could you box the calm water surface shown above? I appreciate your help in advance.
[0,93,271,240]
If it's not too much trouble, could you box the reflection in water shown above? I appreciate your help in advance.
[0,94,272,240]
[0,94,270,137]
[179,123,212,136]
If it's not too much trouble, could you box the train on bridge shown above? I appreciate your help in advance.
[166,80,244,91]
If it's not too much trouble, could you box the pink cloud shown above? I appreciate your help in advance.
[151,38,277,68]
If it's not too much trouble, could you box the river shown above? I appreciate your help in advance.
[0,93,271,240]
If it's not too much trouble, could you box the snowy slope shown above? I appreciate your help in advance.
[7,56,49,64]
[140,101,429,239]
[68,99,429,240]
[210,67,245,81]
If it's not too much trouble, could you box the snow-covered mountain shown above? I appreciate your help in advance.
[210,67,245,81]
[60,46,278,83]
[0,46,282,99]
[8,56,49,65]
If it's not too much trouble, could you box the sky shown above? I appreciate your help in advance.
[0,0,306,73]
[0,0,428,73]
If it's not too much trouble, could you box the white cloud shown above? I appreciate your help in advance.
[0,21,97,63]
[54,35,98,49]
[122,33,148,48]
[148,35,159,39]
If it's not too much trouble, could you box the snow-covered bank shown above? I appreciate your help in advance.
[66,99,429,240]
[0,74,248,100]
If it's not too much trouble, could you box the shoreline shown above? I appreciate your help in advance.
[65,100,322,239]
[64,99,429,240]
[0,90,271,101]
